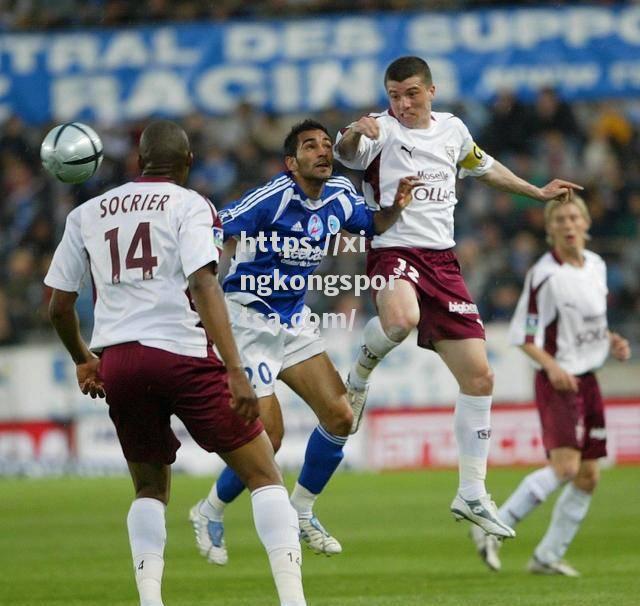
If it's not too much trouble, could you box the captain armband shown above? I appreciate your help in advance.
[459,143,489,170]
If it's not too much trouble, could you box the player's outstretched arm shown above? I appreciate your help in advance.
[520,343,578,392]
[478,160,582,201]
[188,263,258,422]
[49,288,105,399]
[336,116,380,161]
[609,331,631,361]
[373,176,423,234]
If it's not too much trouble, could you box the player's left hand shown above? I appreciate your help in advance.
[538,179,583,201]
[393,176,424,209]
[610,332,631,361]
[77,357,105,399]
[228,367,259,423]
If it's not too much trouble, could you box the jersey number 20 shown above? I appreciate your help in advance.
[104,222,158,284]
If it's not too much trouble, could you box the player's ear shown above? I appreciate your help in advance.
[187,151,194,168]
[427,84,436,101]
[284,155,297,172]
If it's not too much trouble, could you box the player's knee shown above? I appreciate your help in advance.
[265,426,284,453]
[384,321,413,343]
[575,467,599,493]
[322,402,353,437]
[463,368,494,396]
[553,462,579,483]
[268,432,283,453]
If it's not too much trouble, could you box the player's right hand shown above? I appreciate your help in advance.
[227,367,259,423]
[351,116,380,139]
[393,176,424,209]
[77,357,106,399]
[545,362,578,392]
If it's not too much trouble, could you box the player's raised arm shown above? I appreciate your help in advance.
[478,160,583,202]
[373,176,423,234]
[188,262,258,422]
[335,116,380,161]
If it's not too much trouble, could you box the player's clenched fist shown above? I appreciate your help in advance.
[351,116,380,139]
[227,367,259,422]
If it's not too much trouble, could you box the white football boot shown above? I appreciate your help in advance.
[346,373,369,434]
[298,515,342,555]
[188,499,228,565]
[470,524,502,571]
[450,493,516,539]
[527,556,580,577]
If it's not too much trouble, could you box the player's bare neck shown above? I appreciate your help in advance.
[555,247,585,267]
[295,176,324,200]
[142,166,183,185]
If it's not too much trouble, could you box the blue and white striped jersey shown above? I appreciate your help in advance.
[220,171,375,324]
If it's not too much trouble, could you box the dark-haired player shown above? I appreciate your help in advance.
[190,119,419,562]
[45,120,307,606]
[335,56,581,538]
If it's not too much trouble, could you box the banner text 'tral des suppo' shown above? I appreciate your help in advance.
[3,5,640,124]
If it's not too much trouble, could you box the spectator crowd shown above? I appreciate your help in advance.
[1,3,639,351]
[1,0,627,31]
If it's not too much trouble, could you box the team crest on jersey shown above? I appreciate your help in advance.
[445,146,456,163]
[307,214,324,240]
[526,314,538,335]
[212,227,223,249]
[327,214,340,235]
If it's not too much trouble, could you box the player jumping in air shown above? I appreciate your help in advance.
[334,56,582,538]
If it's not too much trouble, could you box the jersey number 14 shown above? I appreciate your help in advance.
[104,222,158,284]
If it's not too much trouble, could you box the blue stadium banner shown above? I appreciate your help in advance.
[2,5,640,124]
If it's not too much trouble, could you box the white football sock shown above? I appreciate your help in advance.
[127,497,166,606]
[251,485,306,606]
[534,483,591,564]
[349,317,401,389]
[202,483,226,522]
[499,466,562,528]
[454,393,492,500]
[290,482,317,519]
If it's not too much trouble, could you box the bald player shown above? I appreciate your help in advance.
[44,121,307,606]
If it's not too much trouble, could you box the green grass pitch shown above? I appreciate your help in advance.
[2,466,639,605]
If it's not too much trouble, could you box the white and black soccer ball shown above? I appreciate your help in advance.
[40,122,103,184]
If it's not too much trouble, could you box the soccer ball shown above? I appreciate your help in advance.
[40,122,103,184]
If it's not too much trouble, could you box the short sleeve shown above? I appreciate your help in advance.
[509,269,555,347]
[455,118,494,179]
[334,118,388,170]
[218,187,276,239]
[44,209,89,293]
[341,193,376,238]
[178,195,220,278]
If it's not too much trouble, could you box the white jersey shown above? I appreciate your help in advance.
[334,110,494,249]
[44,177,222,358]
[509,250,610,375]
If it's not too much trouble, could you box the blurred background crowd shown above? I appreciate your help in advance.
[1,1,639,352]
[0,0,626,30]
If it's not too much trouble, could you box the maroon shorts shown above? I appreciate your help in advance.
[535,370,607,459]
[366,246,485,349]
[100,342,263,464]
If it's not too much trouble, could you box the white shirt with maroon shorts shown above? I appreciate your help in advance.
[334,110,494,347]
[509,250,609,459]
[45,177,262,464]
